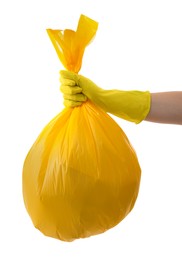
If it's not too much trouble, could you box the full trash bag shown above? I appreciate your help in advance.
[22,15,141,242]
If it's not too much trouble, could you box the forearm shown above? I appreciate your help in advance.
[101,90,150,123]
[60,71,182,125]
[145,92,182,125]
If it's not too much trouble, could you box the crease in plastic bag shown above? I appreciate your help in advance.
[22,14,141,242]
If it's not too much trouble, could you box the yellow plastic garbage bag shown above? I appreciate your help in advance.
[22,15,141,242]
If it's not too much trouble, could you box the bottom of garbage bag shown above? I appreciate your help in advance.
[23,101,141,241]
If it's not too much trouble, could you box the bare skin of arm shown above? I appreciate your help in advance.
[145,92,182,125]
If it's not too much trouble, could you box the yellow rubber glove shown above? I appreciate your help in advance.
[60,70,151,123]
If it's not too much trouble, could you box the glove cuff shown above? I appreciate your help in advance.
[98,90,151,124]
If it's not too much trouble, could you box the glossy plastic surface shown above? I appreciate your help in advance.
[22,15,141,241]
[46,15,98,73]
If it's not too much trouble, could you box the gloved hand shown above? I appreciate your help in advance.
[60,70,151,123]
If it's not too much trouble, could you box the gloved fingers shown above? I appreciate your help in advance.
[63,93,87,102]
[60,84,82,95]
[60,70,78,84]
[59,78,76,86]
[63,99,83,108]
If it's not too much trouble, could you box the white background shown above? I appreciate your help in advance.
[0,0,182,259]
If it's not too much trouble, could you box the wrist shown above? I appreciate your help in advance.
[94,89,151,124]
